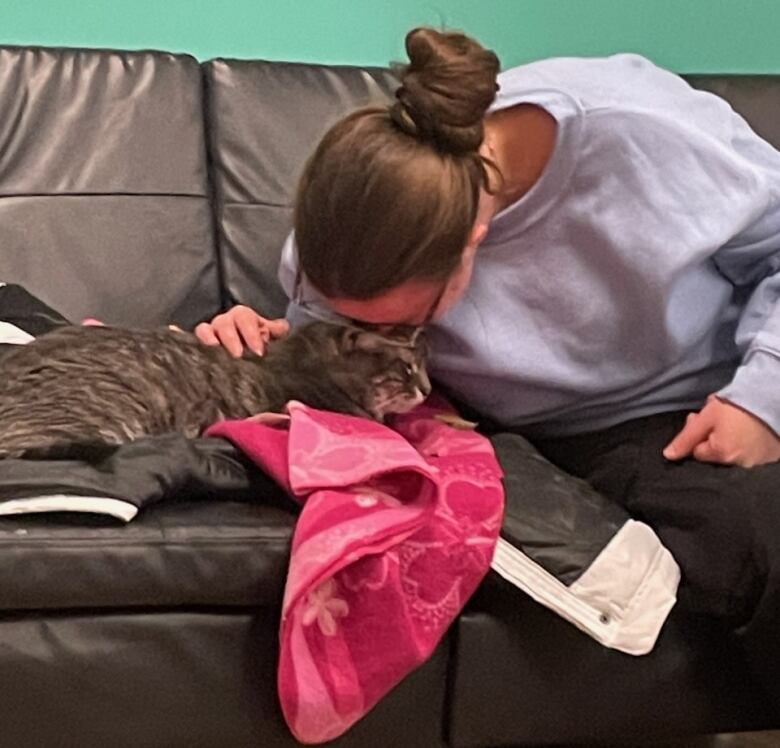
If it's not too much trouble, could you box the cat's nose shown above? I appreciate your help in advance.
[414,389,427,405]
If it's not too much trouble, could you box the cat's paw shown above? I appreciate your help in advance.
[434,413,479,431]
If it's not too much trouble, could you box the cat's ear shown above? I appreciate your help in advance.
[339,325,423,352]
[339,327,386,353]
[338,327,366,353]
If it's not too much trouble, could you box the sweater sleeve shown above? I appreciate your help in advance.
[714,204,780,433]
[712,124,780,432]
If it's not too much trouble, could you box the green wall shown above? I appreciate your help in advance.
[1,0,778,73]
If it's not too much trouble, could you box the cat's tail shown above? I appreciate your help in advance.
[0,440,64,460]
[0,415,124,460]
[0,440,122,461]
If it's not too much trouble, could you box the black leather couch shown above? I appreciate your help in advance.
[0,44,778,747]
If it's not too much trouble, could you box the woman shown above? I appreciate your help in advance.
[197,28,780,698]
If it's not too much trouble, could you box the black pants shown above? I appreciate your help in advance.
[533,411,780,703]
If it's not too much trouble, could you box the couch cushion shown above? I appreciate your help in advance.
[0,496,296,610]
[0,609,448,748]
[0,45,220,328]
[203,59,397,318]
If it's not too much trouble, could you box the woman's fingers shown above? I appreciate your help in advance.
[194,321,220,346]
[265,318,291,339]
[195,306,290,357]
[232,306,272,355]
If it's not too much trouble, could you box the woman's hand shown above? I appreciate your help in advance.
[195,305,290,357]
[663,395,780,468]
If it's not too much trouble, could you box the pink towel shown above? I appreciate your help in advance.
[207,397,505,744]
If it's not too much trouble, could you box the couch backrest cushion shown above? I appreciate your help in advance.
[0,46,220,327]
[204,59,397,318]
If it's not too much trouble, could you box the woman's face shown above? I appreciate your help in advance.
[326,190,492,326]
[327,249,476,326]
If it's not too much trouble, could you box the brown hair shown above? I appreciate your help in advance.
[294,27,500,299]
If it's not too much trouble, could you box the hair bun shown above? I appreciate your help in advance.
[390,27,500,154]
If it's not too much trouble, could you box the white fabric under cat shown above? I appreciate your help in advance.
[0,322,33,345]
[490,519,680,656]
[0,495,138,522]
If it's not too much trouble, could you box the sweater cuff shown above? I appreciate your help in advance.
[717,349,780,436]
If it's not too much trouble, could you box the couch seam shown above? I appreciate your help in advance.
[199,61,232,314]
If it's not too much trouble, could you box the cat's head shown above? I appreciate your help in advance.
[289,321,432,421]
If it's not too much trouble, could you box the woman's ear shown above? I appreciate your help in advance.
[469,188,497,250]
[466,222,488,253]
[461,222,485,269]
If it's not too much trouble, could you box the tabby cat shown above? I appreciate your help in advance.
[0,321,430,459]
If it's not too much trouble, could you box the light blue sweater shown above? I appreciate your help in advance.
[280,54,780,438]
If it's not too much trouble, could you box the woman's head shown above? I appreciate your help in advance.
[294,27,500,323]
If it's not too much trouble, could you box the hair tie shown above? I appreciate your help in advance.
[389,99,419,137]
[390,101,420,138]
